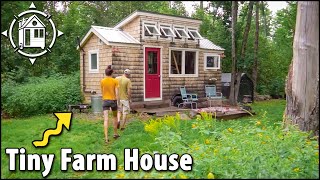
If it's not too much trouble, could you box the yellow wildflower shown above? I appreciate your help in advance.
[205,139,211,145]
[315,152,319,156]
[118,165,123,170]
[256,121,261,126]
[179,173,188,179]
[293,168,300,172]
[261,141,266,144]
[227,128,233,133]
[143,174,150,179]
[257,133,263,137]
[116,173,125,178]
[195,146,200,151]
[213,149,219,155]
[207,172,215,179]
[192,124,197,128]
[306,141,311,145]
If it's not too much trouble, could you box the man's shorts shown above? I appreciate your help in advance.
[102,100,117,111]
[118,100,130,115]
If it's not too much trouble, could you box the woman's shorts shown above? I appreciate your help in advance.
[102,100,117,111]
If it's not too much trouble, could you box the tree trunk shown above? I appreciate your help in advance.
[252,1,259,99]
[285,1,319,139]
[229,1,238,105]
[240,1,254,59]
[200,1,203,10]
[260,1,268,36]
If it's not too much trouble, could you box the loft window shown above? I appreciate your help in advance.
[174,27,190,39]
[160,25,176,38]
[144,23,161,36]
[188,29,203,40]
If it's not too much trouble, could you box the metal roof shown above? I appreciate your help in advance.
[92,26,140,44]
[199,38,225,51]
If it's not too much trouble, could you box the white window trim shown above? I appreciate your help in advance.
[159,23,176,40]
[145,24,161,35]
[187,27,203,40]
[88,50,99,73]
[142,21,160,40]
[204,53,220,70]
[173,26,190,41]
[169,47,198,78]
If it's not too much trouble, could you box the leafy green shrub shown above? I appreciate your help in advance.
[1,72,82,117]
[143,110,319,179]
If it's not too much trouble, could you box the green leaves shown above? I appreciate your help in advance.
[1,73,82,117]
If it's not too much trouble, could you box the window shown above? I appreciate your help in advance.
[174,27,190,39]
[144,23,161,36]
[204,53,220,70]
[187,29,202,40]
[34,29,39,38]
[185,51,196,74]
[89,50,99,73]
[39,29,44,38]
[170,48,198,77]
[159,25,176,38]
[147,51,158,74]
[25,29,30,45]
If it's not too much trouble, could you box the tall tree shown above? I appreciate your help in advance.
[240,1,254,64]
[229,1,238,105]
[260,1,268,36]
[284,1,319,139]
[252,1,259,98]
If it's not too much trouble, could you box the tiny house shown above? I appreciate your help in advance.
[78,10,225,106]
[18,15,46,49]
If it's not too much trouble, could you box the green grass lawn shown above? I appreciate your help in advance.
[1,100,319,179]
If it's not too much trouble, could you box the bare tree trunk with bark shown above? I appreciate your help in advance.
[252,1,259,99]
[229,1,238,105]
[260,1,268,36]
[240,1,254,59]
[284,1,319,140]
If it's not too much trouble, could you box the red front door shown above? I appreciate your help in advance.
[145,48,161,99]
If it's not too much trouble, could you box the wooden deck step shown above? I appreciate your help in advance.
[143,100,170,109]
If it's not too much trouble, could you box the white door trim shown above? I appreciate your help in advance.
[143,45,163,102]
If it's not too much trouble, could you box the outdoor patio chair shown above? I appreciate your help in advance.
[205,85,223,107]
[178,86,198,109]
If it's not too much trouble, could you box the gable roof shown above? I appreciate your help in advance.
[78,26,140,49]
[199,39,225,51]
[114,10,202,29]
[19,15,46,29]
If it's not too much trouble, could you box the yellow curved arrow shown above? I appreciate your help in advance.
[33,112,72,148]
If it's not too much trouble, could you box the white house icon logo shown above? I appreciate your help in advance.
[18,15,46,50]
[2,2,63,65]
